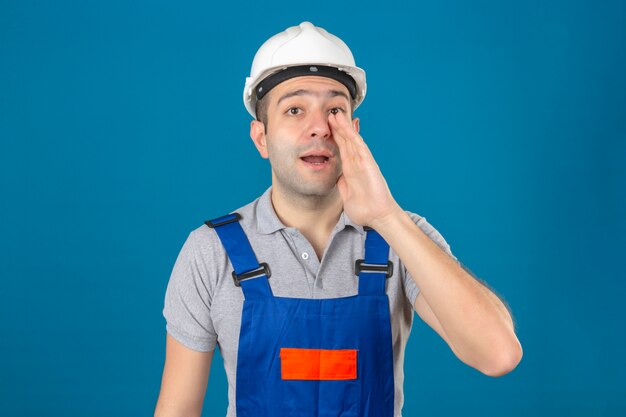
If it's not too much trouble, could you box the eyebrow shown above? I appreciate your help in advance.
[275,89,350,107]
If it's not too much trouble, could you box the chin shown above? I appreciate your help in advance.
[287,178,338,197]
[299,183,336,197]
[274,168,340,198]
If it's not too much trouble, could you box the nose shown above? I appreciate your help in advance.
[308,109,331,140]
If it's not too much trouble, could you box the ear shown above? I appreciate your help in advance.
[352,117,360,133]
[250,120,269,159]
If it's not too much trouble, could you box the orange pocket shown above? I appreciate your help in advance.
[280,348,357,380]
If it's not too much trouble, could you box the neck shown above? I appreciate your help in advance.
[270,185,343,237]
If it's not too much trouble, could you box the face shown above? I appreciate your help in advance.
[250,76,360,198]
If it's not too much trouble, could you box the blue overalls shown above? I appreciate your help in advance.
[206,213,395,417]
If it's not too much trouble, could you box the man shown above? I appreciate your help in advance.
[154,22,522,417]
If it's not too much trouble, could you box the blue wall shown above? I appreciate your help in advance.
[1,1,624,415]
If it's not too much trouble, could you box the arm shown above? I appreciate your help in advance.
[378,207,522,377]
[154,334,214,417]
[328,113,522,377]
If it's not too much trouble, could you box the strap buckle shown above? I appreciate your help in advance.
[205,213,242,228]
[232,262,271,287]
[354,259,394,278]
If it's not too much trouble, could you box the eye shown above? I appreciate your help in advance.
[329,107,345,115]
[287,107,302,115]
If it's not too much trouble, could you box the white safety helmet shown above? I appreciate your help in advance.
[243,21,367,119]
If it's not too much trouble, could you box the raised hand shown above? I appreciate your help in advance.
[328,113,401,228]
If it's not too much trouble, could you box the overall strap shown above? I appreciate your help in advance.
[205,213,273,299]
[357,227,393,296]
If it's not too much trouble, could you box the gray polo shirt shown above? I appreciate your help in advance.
[163,187,456,417]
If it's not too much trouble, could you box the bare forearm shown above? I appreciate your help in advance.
[372,206,522,375]
[473,274,516,331]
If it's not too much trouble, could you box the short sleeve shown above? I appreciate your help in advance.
[402,213,458,309]
[163,230,217,352]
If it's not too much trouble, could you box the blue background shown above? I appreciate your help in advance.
[1,0,625,415]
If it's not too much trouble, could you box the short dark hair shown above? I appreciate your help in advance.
[255,95,270,133]
[254,92,356,133]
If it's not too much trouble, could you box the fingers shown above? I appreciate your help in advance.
[328,113,353,157]
[328,114,372,161]
[329,113,354,138]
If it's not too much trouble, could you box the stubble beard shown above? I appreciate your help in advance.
[267,141,342,199]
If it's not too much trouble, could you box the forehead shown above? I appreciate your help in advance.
[268,76,351,105]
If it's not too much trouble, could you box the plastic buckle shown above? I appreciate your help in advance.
[354,259,394,278]
[232,262,271,287]
[205,213,242,228]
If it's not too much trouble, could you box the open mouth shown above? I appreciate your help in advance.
[300,155,330,165]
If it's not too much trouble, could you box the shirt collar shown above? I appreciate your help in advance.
[255,186,365,235]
